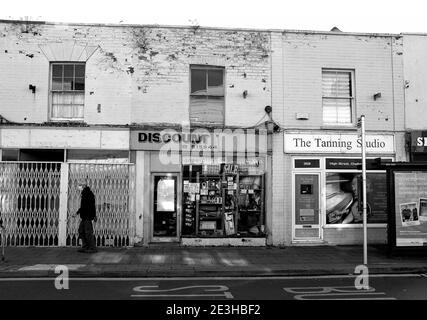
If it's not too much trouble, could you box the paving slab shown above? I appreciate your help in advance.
[0,245,427,278]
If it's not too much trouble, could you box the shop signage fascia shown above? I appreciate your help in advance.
[0,127,130,150]
[410,131,427,154]
[130,128,268,155]
[284,133,395,154]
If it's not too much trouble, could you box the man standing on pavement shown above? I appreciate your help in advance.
[76,181,98,253]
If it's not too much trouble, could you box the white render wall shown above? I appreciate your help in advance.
[0,21,271,127]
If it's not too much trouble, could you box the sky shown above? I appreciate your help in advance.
[2,0,427,34]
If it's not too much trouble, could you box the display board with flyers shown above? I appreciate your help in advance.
[393,171,427,247]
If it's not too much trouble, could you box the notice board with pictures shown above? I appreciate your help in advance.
[383,162,427,253]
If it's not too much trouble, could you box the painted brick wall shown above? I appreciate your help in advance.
[270,31,288,245]
[0,21,271,127]
[281,32,404,131]
[402,34,427,130]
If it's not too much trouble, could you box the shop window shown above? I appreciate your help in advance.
[182,162,265,238]
[322,70,354,125]
[326,172,387,224]
[1,149,19,161]
[190,65,225,125]
[19,149,64,162]
[51,63,85,120]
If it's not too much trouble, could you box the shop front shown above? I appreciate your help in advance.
[131,127,270,246]
[0,126,134,247]
[284,132,395,245]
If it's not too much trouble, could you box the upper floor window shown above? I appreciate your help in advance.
[50,63,85,120]
[322,70,354,125]
[190,65,225,125]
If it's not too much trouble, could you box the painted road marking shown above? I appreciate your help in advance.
[283,285,397,300]
[131,285,234,299]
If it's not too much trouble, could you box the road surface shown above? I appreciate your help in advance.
[1,274,427,300]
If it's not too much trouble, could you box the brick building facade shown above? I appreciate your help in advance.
[0,20,272,246]
[0,20,409,247]
[271,31,406,245]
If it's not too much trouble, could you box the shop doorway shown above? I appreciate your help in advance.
[152,173,180,242]
[293,173,322,242]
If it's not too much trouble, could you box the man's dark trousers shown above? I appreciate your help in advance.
[78,219,96,250]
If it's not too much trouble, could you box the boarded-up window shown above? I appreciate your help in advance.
[51,63,85,120]
[322,70,353,124]
[190,66,225,125]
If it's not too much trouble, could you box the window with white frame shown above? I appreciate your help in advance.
[322,70,354,125]
[190,65,225,125]
[51,63,85,120]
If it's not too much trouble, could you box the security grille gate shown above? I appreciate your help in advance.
[0,161,135,247]
[0,162,61,246]
[66,163,135,247]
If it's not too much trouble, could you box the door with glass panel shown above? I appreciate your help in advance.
[152,174,180,242]
[293,173,322,241]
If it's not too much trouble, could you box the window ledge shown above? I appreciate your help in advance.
[49,118,85,123]
[323,224,387,229]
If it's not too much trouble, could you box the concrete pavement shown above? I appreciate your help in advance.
[0,245,427,278]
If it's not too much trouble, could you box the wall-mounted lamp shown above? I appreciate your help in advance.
[29,84,36,94]
[373,92,381,100]
[243,90,248,99]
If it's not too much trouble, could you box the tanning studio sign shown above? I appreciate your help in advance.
[284,133,394,154]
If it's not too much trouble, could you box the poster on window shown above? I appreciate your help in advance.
[419,198,427,222]
[157,178,175,212]
[394,172,427,247]
[326,172,387,224]
[295,174,319,225]
[399,202,420,227]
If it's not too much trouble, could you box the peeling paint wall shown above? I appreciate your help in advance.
[0,21,271,126]
[279,32,404,131]
[127,27,271,126]
[0,22,50,123]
